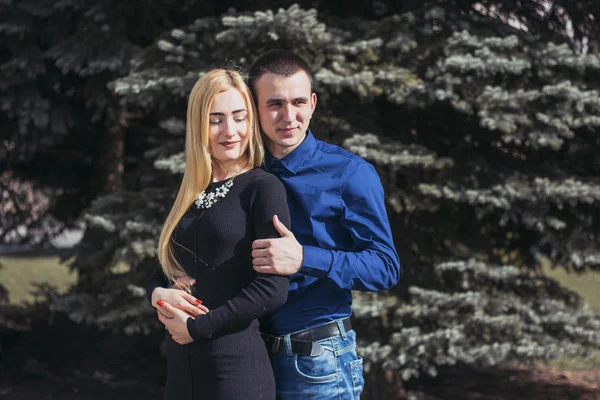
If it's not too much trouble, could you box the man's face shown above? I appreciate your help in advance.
[253,71,317,159]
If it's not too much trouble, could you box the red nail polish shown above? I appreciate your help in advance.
[196,299,202,304]
[157,300,164,306]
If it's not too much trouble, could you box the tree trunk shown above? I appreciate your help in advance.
[99,106,125,193]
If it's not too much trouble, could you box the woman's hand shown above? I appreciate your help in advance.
[158,302,195,345]
[151,286,209,318]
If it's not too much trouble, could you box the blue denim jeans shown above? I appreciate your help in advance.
[269,320,365,399]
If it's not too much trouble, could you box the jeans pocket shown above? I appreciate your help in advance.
[293,347,338,383]
[349,357,365,399]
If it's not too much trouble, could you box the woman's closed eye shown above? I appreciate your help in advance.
[210,116,246,125]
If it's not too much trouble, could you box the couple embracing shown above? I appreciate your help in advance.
[147,49,400,400]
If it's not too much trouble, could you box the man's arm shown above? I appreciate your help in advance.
[253,162,400,291]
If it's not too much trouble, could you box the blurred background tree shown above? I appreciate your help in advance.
[1,0,599,398]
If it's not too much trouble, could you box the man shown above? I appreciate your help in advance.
[248,49,400,399]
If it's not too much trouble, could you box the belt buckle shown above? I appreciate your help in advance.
[271,336,283,354]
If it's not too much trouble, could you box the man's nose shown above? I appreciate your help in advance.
[281,104,295,122]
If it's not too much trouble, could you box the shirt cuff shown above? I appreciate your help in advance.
[301,246,333,277]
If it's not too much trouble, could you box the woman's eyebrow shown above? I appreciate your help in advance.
[209,109,247,116]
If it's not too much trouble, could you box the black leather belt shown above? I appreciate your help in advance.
[261,318,352,356]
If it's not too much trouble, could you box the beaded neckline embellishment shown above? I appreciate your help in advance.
[194,178,234,209]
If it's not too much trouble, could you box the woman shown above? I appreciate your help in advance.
[146,69,290,400]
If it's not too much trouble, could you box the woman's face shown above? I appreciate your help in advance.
[208,88,249,168]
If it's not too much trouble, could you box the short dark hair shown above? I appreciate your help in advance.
[248,49,313,97]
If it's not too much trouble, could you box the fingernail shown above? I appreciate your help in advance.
[190,279,196,284]
[157,300,164,306]
[195,299,202,304]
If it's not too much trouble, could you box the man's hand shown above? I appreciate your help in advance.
[151,286,209,319]
[158,302,195,345]
[252,215,303,276]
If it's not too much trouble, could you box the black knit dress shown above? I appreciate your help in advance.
[147,168,290,400]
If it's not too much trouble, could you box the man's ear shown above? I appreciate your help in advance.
[311,92,317,112]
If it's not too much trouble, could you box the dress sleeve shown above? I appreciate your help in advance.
[146,265,169,304]
[186,173,291,340]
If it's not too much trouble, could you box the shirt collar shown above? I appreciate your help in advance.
[264,130,316,174]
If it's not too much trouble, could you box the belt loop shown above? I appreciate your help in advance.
[283,334,293,355]
[336,319,348,340]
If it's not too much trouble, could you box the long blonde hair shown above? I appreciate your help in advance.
[157,69,263,284]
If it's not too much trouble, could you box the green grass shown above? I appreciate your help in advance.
[542,264,600,312]
[0,255,76,305]
[541,352,600,371]
[539,264,600,371]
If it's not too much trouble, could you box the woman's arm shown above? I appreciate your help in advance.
[146,263,207,317]
[186,173,291,341]
[146,265,169,305]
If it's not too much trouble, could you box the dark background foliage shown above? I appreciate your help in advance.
[1,1,599,398]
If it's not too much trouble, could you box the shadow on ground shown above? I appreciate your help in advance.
[1,310,598,400]
[2,363,598,400]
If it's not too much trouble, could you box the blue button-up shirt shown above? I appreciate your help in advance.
[260,130,400,334]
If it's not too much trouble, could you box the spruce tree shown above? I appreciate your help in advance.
[3,1,599,397]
